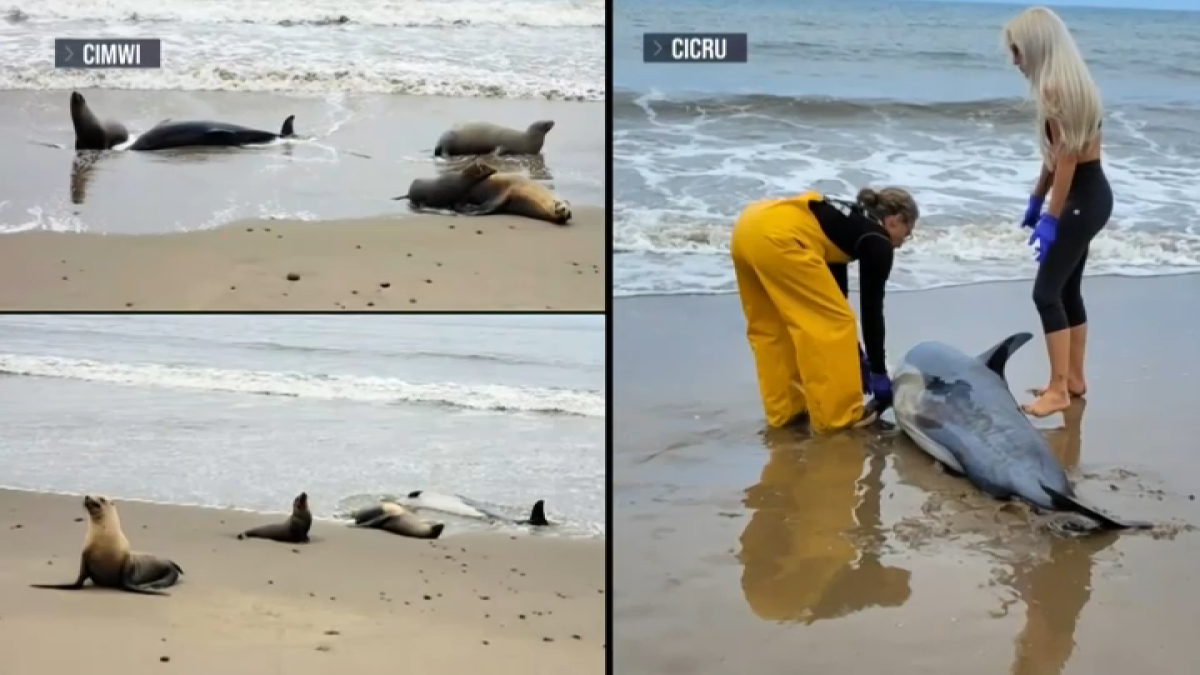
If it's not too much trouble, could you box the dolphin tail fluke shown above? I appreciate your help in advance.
[528,500,549,527]
[280,115,296,138]
[1041,484,1152,531]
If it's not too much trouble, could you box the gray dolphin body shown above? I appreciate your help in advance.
[889,331,1150,531]
[129,116,295,151]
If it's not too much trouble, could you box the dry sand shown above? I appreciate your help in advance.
[0,208,605,311]
[0,489,605,675]
[615,274,1200,675]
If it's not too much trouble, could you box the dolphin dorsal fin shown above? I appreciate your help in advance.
[976,332,1035,380]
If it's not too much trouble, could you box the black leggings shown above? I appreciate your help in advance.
[1031,160,1113,334]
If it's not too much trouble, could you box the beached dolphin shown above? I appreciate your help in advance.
[887,331,1151,531]
[129,116,296,151]
[402,491,551,527]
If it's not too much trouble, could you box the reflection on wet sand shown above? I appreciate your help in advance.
[69,151,106,205]
[738,398,1118,674]
[1002,398,1118,675]
[890,396,1118,675]
[738,429,911,623]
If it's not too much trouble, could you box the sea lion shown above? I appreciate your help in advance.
[30,495,184,596]
[351,501,445,539]
[128,115,296,151]
[70,91,129,150]
[390,159,497,211]
[456,172,572,225]
[434,120,554,157]
[404,491,552,527]
[237,491,313,543]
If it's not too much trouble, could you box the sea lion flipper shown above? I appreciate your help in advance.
[458,192,506,217]
[391,193,410,201]
[30,557,90,590]
[123,553,182,593]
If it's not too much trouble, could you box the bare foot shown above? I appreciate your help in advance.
[1028,381,1087,398]
[1022,389,1072,417]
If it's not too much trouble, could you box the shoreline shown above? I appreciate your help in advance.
[612,270,1200,300]
[0,487,605,673]
[0,485,606,541]
[0,208,606,311]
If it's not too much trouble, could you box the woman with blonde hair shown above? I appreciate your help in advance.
[730,186,918,434]
[1004,6,1111,417]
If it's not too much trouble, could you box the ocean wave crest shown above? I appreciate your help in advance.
[0,354,605,418]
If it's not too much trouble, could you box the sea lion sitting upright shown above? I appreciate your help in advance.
[30,495,184,596]
[128,115,296,151]
[351,501,445,540]
[390,159,497,211]
[434,120,554,157]
[456,172,572,225]
[70,91,129,150]
[237,491,313,543]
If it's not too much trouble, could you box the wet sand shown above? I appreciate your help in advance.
[0,208,605,311]
[0,489,605,674]
[615,274,1200,674]
[0,90,603,234]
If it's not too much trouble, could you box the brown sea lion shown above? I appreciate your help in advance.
[351,501,445,539]
[434,120,554,157]
[390,159,497,211]
[456,172,572,225]
[70,91,130,151]
[30,495,183,596]
[237,491,313,543]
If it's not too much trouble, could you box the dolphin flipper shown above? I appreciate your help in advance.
[976,332,1035,381]
[1040,484,1153,531]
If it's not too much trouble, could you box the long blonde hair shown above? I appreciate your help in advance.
[1003,6,1102,162]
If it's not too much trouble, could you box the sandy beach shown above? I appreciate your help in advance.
[614,274,1200,674]
[0,207,605,311]
[0,489,605,675]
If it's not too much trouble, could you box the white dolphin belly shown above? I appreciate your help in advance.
[402,491,492,520]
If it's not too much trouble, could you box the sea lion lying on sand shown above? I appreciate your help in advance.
[30,495,184,595]
[238,491,313,543]
[351,501,445,539]
[456,172,572,225]
[434,120,554,157]
[391,159,497,211]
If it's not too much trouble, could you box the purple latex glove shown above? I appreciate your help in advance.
[1028,213,1059,263]
[1022,194,1045,229]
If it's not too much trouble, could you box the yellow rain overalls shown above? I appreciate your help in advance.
[730,190,866,433]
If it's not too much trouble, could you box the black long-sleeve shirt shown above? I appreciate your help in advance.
[807,197,894,375]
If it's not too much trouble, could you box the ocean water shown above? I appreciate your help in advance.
[613,0,1200,296]
[2,0,605,100]
[0,315,606,538]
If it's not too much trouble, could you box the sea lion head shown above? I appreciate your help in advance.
[529,120,555,135]
[70,91,86,111]
[82,494,111,520]
[293,492,309,512]
[552,199,572,225]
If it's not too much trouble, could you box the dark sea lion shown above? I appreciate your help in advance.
[434,120,554,157]
[30,495,184,596]
[70,91,129,151]
[129,115,296,151]
[456,172,572,225]
[351,501,445,539]
[237,492,312,543]
[390,159,497,211]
